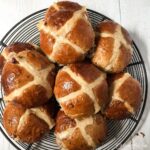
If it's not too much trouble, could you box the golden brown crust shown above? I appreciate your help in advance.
[44,7,57,23]
[38,1,95,64]
[62,128,92,150]
[55,110,107,150]
[54,63,108,118]
[105,73,142,120]
[3,102,55,143]
[117,76,142,111]
[45,9,74,30]
[3,102,26,138]
[47,68,56,89]
[2,62,33,95]
[92,37,114,69]
[69,63,101,83]
[3,42,36,55]
[54,71,81,98]
[55,110,76,133]
[17,50,51,70]
[0,55,5,74]
[57,1,82,11]
[40,31,55,55]
[85,114,107,145]
[92,20,132,73]
[17,113,49,143]
[92,80,109,112]
[14,85,48,108]
[53,43,84,64]
[67,18,95,50]
[112,44,132,72]
[97,20,118,34]
[1,43,55,107]
[45,1,82,29]
[105,100,131,120]
[61,93,95,118]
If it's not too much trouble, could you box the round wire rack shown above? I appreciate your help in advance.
[0,9,148,150]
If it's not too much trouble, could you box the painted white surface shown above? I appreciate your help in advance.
[0,0,150,149]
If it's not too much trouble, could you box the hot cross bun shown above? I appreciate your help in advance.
[38,1,95,65]
[105,72,142,119]
[3,102,55,143]
[54,63,109,118]
[55,110,107,150]
[0,42,36,73]
[92,20,133,73]
[1,42,55,107]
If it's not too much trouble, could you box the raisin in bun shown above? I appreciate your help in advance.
[0,42,36,73]
[105,72,142,120]
[1,42,55,107]
[54,63,109,118]
[38,1,95,65]
[92,20,133,73]
[3,102,55,143]
[55,110,107,150]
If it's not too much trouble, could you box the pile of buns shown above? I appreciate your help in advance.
[0,1,142,150]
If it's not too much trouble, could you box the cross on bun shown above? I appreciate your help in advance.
[55,110,107,150]
[105,72,142,120]
[3,102,55,143]
[92,20,133,73]
[54,63,109,118]
[38,1,95,64]
[1,42,55,107]
[0,42,36,73]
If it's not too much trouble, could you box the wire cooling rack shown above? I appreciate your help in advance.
[0,9,148,150]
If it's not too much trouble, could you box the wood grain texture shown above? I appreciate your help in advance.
[0,0,150,150]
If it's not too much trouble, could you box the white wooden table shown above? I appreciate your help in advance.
[0,0,150,149]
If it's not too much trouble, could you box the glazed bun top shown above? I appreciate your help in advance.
[44,1,83,29]
[92,20,133,73]
[3,102,55,143]
[0,42,36,72]
[55,110,107,150]
[105,72,142,119]
[38,1,95,64]
[1,42,55,107]
[54,62,109,118]
[2,42,36,56]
